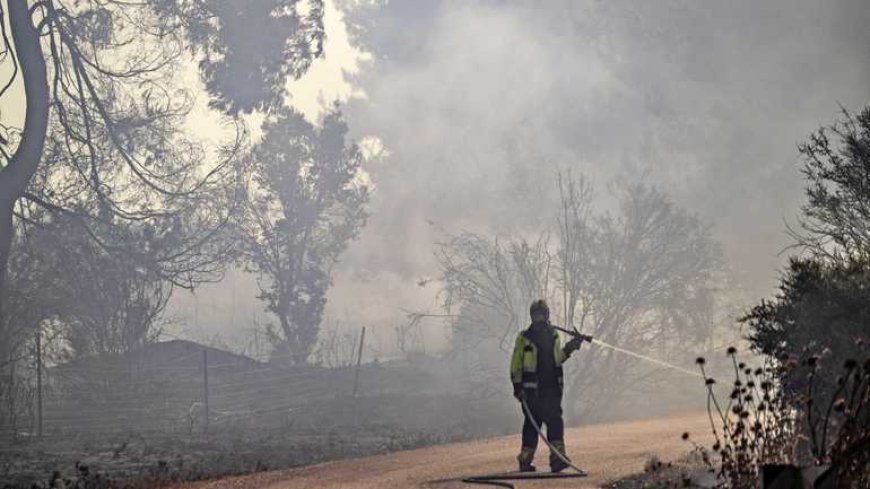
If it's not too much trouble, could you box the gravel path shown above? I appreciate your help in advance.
[170,413,711,489]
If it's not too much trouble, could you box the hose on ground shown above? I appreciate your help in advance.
[459,472,588,488]
[459,472,586,487]
[519,397,586,474]
[444,334,702,487]
[454,398,587,488]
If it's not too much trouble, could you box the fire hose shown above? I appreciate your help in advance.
[456,396,588,488]
[457,328,592,488]
[441,327,703,488]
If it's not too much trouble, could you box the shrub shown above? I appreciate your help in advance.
[690,348,869,489]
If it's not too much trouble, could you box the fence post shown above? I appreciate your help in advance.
[202,349,209,433]
[352,327,366,397]
[35,329,43,438]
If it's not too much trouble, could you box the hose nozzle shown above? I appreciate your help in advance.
[553,325,593,343]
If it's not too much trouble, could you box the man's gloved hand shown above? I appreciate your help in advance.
[513,384,525,402]
[564,334,591,354]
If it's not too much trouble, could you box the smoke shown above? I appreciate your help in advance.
[171,0,870,357]
[325,0,870,341]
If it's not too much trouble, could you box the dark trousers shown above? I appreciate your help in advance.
[521,389,564,450]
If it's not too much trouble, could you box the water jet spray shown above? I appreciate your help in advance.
[552,325,703,379]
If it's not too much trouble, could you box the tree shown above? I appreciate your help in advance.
[742,257,869,371]
[238,107,369,364]
[438,232,553,350]
[793,107,870,261]
[151,0,324,114]
[437,176,725,420]
[26,214,171,356]
[438,233,553,396]
[555,171,594,332]
[0,0,326,325]
[560,180,723,420]
[743,107,870,398]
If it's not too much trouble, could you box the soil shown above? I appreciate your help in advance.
[165,413,712,489]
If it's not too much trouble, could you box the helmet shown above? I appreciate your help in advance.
[529,299,549,322]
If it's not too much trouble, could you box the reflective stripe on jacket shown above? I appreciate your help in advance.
[510,326,567,390]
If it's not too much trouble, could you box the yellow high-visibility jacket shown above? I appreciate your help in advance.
[510,326,569,391]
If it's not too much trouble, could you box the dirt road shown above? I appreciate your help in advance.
[175,413,710,489]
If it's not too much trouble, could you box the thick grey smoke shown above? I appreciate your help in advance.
[332,0,870,324]
[173,0,870,357]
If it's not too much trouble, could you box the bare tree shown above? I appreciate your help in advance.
[437,232,553,398]
[437,175,725,420]
[560,180,723,420]
[437,232,553,351]
[556,171,594,330]
[791,107,870,262]
[238,107,369,364]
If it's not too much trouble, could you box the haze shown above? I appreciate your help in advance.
[169,0,870,358]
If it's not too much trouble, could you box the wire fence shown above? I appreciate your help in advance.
[0,341,384,443]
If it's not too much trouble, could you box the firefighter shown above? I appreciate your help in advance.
[509,299,588,473]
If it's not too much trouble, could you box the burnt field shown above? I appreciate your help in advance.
[0,340,514,488]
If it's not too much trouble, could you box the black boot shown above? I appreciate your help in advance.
[550,458,569,473]
[517,446,536,473]
[550,440,570,473]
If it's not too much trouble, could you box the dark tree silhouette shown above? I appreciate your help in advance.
[743,107,870,403]
[25,214,171,356]
[0,0,325,349]
[794,107,870,261]
[743,258,870,365]
[151,0,324,114]
[238,107,369,364]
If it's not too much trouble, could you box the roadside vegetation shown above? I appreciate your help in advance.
[615,108,870,489]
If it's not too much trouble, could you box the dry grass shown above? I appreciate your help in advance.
[683,347,870,489]
[604,452,714,489]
